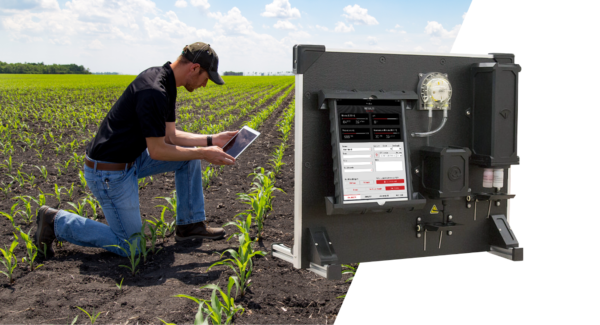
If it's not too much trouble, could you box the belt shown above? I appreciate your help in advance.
[84,157,135,171]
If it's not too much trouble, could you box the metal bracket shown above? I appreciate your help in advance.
[272,243,294,264]
[308,262,342,280]
[306,227,342,280]
[488,214,523,261]
[490,246,523,261]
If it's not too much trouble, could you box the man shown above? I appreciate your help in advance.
[34,42,237,257]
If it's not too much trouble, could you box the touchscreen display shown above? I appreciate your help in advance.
[222,127,260,158]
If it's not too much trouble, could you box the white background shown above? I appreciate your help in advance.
[336,1,600,324]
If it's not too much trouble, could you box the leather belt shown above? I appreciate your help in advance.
[84,157,135,171]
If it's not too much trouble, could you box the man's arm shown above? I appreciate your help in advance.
[146,137,235,164]
[164,122,238,147]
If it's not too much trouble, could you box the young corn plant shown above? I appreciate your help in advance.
[0,181,12,199]
[148,215,170,243]
[14,196,35,225]
[85,196,101,220]
[208,239,266,299]
[78,170,87,190]
[156,190,177,217]
[174,277,245,325]
[53,184,64,207]
[0,236,18,284]
[66,183,75,201]
[67,201,87,218]
[0,156,13,173]
[17,228,43,271]
[105,239,141,276]
[337,263,359,298]
[76,306,103,325]
[0,203,20,229]
[145,221,162,255]
[223,213,253,246]
[35,165,48,182]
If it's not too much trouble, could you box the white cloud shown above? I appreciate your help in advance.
[88,39,104,50]
[315,25,329,31]
[344,41,355,48]
[288,30,310,39]
[342,5,378,25]
[334,22,354,33]
[367,36,377,45]
[424,21,461,39]
[261,0,300,19]
[190,0,210,11]
[143,11,212,41]
[462,12,467,20]
[209,7,253,36]
[0,0,60,11]
[414,46,425,52]
[262,24,270,29]
[273,20,296,30]
[175,0,188,8]
[387,24,406,34]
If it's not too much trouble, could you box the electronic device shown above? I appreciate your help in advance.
[272,45,523,280]
[221,126,260,159]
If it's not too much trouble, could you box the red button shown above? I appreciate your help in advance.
[377,179,405,184]
[386,186,405,191]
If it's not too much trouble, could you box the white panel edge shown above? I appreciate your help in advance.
[292,74,303,268]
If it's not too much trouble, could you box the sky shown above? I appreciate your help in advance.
[0,0,472,75]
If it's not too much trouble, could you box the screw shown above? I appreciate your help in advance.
[315,243,318,246]
[467,203,472,208]
[448,215,453,220]
[417,233,422,238]
[419,73,423,77]
[414,168,420,174]
[447,231,453,236]
[379,56,386,63]
[496,201,501,207]
[329,242,332,245]
[440,58,446,65]
[417,217,422,222]
[466,109,471,116]
[468,188,472,192]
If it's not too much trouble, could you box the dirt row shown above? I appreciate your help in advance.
[0,90,350,324]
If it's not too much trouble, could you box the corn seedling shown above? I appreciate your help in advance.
[337,263,359,298]
[53,184,64,207]
[67,201,87,217]
[14,195,35,225]
[105,239,141,276]
[78,170,87,190]
[174,277,244,325]
[132,224,150,264]
[208,240,266,298]
[116,278,124,290]
[76,306,103,325]
[0,181,11,199]
[66,183,75,201]
[8,172,25,188]
[155,190,177,217]
[0,203,19,229]
[1,156,13,173]
[0,236,18,284]
[26,190,48,209]
[35,165,48,181]
[145,221,162,255]
[18,228,43,271]
[85,196,100,220]
[138,176,153,190]
[223,213,253,246]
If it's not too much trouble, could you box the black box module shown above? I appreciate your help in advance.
[327,95,414,205]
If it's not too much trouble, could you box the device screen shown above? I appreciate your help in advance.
[222,127,260,159]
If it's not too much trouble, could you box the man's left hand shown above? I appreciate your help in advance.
[212,130,239,147]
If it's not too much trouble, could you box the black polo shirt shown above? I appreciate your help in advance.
[86,62,177,163]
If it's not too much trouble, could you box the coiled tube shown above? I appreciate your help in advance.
[412,109,448,138]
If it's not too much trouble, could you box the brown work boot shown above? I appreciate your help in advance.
[33,205,58,258]
[175,220,226,242]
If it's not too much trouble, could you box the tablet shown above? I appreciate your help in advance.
[221,126,261,159]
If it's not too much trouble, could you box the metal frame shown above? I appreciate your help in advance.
[292,73,303,268]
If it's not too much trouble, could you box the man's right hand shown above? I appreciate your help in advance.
[200,146,236,165]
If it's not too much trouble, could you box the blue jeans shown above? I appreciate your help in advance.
[54,149,206,257]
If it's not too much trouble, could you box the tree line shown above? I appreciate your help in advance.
[0,61,91,74]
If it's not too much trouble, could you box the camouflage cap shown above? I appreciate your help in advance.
[182,42,224,85]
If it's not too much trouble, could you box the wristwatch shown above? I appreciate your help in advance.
[207,135,213,146]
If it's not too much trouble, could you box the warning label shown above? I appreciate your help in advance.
[430,205,439,214]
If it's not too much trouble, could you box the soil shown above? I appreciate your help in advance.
[0,89,350,324]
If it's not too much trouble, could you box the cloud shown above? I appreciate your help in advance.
[175,0,188,8]
[462,12,467,20]
[344,41,355,48]
[261,0,300,19]
[315,25,329,31]
[190,0,209,11]
[342,5,378,25]
[0,0,59,11]
[367,36,376,45]
[88,39,104,50]
[387,24,406,34]
[334,22,354,33]
[288,30,310,39]
[414,46,425,52]
[209,7,253,36]
[273,20,296,30]
[424,21,461,39]
[144,11,211,40]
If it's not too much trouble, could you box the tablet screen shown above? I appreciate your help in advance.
[222,127,260,158]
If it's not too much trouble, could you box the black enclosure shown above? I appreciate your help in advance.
[286,45,522,274]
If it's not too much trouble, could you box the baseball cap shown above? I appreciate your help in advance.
[181,42,224,85]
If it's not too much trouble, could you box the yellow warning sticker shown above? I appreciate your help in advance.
[430,205,439,214]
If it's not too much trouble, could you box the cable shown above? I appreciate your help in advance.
[412,109,448,138]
